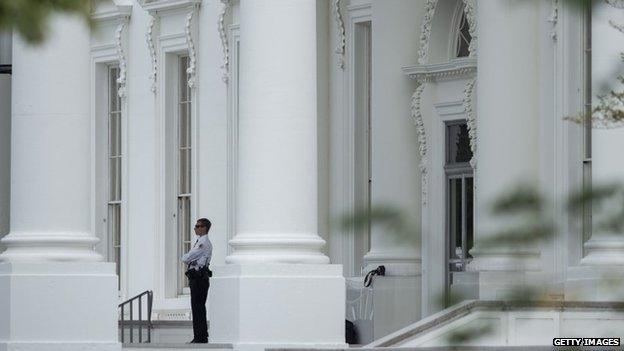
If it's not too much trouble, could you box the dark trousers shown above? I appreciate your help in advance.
[189,277,209,342]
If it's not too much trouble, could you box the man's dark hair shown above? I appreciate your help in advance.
[197,218,211,231]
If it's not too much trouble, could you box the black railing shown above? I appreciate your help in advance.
[118,290,153,344]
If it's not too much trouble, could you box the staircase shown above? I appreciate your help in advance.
[365,300,624,348]
[123,343,232,351]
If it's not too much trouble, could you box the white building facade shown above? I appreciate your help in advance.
[1,0,624,350]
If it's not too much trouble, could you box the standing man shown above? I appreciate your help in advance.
[182,218,213,343]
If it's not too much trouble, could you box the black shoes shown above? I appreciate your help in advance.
[187,339,208,344]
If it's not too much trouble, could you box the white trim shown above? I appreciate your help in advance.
[226,24,240,256]
[90,44,129,299]
[403,57,477,83]
[341,2,372,277]
[154,32,199,306]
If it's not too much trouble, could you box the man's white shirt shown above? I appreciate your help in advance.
[181,234,212,270]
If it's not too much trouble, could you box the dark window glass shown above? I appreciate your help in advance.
[456,10,472,58]
[446,123,473,164]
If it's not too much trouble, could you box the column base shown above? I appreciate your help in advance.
[371,275,421,341]
[0,342,119,351]
[474,271,552,300]
[0,262,120,351]
[580,235,624,266]
[566,265,624,301]
[209,264,346,351]
[363,250,421,276]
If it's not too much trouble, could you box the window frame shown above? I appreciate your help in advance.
[156,33,199,300]
[90,49,129,298]
[443,120,474,290]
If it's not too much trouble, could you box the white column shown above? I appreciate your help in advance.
[210,1,345,350]
[0,15,119,351]
[468,1,542,278]
[581,2,624,266]
[225,0,327,265]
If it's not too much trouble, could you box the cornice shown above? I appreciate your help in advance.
[403,57,477,83]
[91,4,132,22]
[139,0,201,14]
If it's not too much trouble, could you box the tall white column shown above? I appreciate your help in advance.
[210,1,345,350]
[580,1,624,266]
[225,0,328,265]
[467,1,543,297]
[0,15,119,351]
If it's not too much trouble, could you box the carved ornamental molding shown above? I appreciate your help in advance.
[218,0,232,83]
[115,21,128,98]
[333,0,346,69]
[410,84,428,205]
[185,5,198,89]
[548,0,559,41]
[462,0,477,56]
[146,15,158,93]
[403,57,477,83]
[139,0,201,92]
[417,0,438,65]
[463,78,477,168]
[407,0,479,204]
[91,2,132,98]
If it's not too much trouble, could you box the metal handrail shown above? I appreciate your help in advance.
[118,290,153,344]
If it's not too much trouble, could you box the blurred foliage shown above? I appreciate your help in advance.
[564,0,624,128]
[338,205,417,245]
[0,0,92,44]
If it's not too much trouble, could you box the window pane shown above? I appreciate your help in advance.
[109,113,120,156]
[465,177,474,258]
[179,103,189,148]
[446,123,473,164]
[449,178,463,260]
[179,56,189,102]
[109,67,119,112]
[456,11,472,58]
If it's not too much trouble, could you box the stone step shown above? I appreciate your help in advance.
[123,343,232,351]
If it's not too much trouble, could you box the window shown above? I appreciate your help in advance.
[177,55,192,294]
[455,9,472,58]
[445,121,473,282]
[107,65,122,288]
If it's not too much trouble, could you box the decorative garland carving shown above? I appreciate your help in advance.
[146,15,158,93]
[462,0,477,56]
[185,6,198,89]
[333,0,346,69]
[115,21,128,98]
[411,84,428,205]
[463,79,477,168]
[547,0,559,41]
[606,0,624,9]
[218,0,231,83]
[418,0,438,65]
